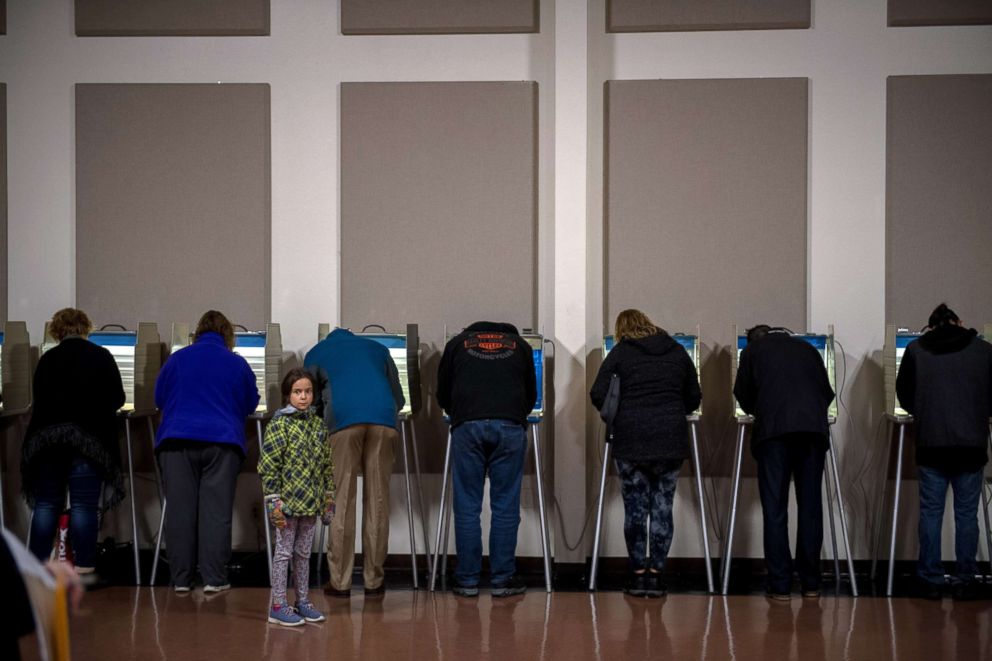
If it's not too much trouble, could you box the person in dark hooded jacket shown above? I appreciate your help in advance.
[590,309,701,597]
[896,303,992,600]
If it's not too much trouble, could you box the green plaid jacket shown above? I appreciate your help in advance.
[258,408,334,516]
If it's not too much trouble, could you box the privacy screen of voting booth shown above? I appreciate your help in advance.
[42,322,161,413]
[883,326,923,418]
[317,324,423,417]
[0,322,32,415]
[884,323,992,418]
[732,326,838,420]
[523,333,545,422]
[603,331,702,417]
[171,323,282,413]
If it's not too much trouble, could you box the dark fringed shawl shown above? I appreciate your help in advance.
[21,423,126,513]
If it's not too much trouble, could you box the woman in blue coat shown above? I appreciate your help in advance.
[155,310,259,592]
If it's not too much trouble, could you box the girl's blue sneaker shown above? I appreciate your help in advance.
[268,603,305,627]
[296,601,326,623]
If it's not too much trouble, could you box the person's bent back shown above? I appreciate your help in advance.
[895,303,992,600]
[437,321,537,598]
[304,328,404,598]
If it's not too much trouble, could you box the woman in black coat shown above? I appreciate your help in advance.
[590,309,701,597]
[21,308,125,573]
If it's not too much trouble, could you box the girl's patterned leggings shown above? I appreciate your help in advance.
[271,515,318,606]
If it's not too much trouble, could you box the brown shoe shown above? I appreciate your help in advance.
[802,590,821,598]
[323,582,351,598]
[364,585,385,597]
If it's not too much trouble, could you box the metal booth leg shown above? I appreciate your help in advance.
[588,442,612,591]
[886,423,907,597]
[124,417,142,585]
[429,431,454,591]
[316,521,327,585]
[871,419,897,583]
[400,421,419,588]
[257,418,273,583]
[440,479,453,590]
[984,428,992,579]
[147,416,167,586]
[410,421,433,563]
[690,421,715,593]
[720,423,746,595]
[150,498,167,586]
[828,429,858,596]
[825,456,841,587]
[531,423,553,593]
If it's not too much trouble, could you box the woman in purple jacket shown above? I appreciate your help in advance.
[155,310,259,593]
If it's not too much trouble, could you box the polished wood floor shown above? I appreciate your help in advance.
[58,587,990,660]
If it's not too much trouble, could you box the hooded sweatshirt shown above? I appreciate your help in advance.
[436,322,537,429]
[896,324,992,473]
[590,332,702,462]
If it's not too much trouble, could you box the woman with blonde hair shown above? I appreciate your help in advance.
[154,310,259,593]
[590,309,701,597]
[22,308,126,576]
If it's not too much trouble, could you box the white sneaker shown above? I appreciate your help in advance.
[203,584,231,594]
[174,585,192,594]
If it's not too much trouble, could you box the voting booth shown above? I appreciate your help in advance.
[0,322,32,530]
[40,321,161,583]
[429,329,553,593]
[589,330,714,592]
[315,323,429,587]
[722,325,857,596]
[151,322,283,585]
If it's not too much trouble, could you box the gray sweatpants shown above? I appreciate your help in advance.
[158,440,243,587]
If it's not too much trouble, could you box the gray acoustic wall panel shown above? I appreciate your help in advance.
[886,75,992,327]
[75,0,270,36]
[76,84,271,332]
[606,78,808,465]
[888,0,992,26]
[1,85,5,323]
[1,1,6,35]
[341,82,538,458]
[342,0,538,34]
[607,0,811,32]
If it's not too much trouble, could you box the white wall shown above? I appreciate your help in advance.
[1,1,991,566]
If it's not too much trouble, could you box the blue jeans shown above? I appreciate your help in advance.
[29,455,103,567]
[451,419,527,587]
[917,465,983,585]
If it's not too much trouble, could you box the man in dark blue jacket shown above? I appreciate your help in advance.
[733,325,835,599]
[305,328,404,597]
[896,303,992,600]
[436,321,537,597]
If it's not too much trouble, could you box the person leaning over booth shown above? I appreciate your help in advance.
[304,327,404,598]
[896,303,992,601]
[589,309,701,598]
[733,324,834,600]
[21,308,126,579]
[437,321,537,598]
[154,310,260,593]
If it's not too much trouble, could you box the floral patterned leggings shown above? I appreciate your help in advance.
[615,458,682,572]
[271,515,318,606]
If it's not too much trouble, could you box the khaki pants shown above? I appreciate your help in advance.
[328,424,397,590]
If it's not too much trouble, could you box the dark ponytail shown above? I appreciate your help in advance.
[927,303,959,330]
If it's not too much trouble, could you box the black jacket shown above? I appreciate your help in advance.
[436,322,538,429]
[895,325,992,472]
[733,332,834,448]
[590,332,701,462]
[22,337,126,507]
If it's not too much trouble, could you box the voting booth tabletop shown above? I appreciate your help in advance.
[52,586,990,660]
